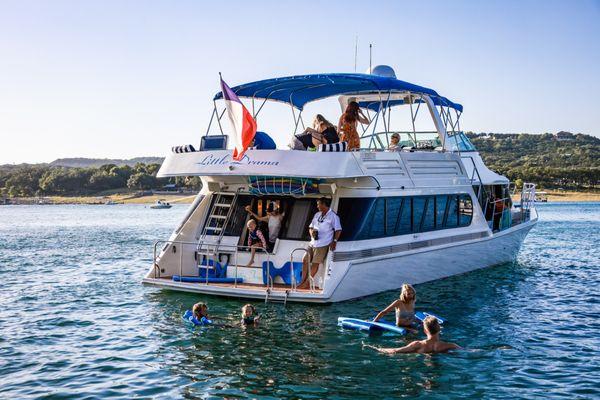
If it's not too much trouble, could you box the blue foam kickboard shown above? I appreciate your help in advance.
[414,311,445,324]
[172,275,243,284]
[337,317,407,336]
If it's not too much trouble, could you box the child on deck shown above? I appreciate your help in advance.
[246,219,267,267]
[373,283,417,328]
[241,304,260,326]
[364,316,460,354]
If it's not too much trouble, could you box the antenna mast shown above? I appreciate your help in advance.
[354,36,358,72]
[369,44,373,73]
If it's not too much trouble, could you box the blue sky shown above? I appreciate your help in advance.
[0,0,598,163]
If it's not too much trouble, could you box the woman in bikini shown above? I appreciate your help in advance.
[373,283,417,328]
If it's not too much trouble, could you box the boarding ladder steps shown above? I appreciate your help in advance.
[198,193,237,273]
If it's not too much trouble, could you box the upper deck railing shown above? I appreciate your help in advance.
[359,130,476,152]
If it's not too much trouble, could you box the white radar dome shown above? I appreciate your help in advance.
[366,65,396,78]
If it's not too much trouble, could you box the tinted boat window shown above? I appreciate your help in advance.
[338,198,376,241]
[386,197,402,234]
[459,194,473,226]
[337,194,473,241]
[445,195,459,229]
[412,197,426,232]
[421,197,435,232]
[436,195,448,229]
[368,198,386,238]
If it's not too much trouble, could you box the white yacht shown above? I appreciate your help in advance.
[142,66,537,303]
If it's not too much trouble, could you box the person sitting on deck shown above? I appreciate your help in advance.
[301,114,340,148]
[388,133,401,151]
[245,203,285,252]
[292,115,339,151]
[241,304,260,326]
[252,131,277,150]
[364,316,460,354]
[246,219,267,267]
[299,197,342,289]
[338,101,369,151]
[373,283,417,328]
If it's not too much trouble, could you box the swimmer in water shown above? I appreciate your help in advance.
[192,302,209,320]
[373,283,417,328]
[241,304,260,326]
[364,316,460,354]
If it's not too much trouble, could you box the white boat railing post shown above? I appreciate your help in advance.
[179,242,183,281]
[234,246,239,288]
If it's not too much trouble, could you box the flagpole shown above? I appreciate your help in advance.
[215,72,224,135]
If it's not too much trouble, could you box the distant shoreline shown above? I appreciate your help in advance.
[3,190,600,205]
[3,193,197,205]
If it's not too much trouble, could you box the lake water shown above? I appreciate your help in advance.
[0,203,599,399]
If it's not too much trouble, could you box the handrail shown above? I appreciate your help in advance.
[289,247,310,292]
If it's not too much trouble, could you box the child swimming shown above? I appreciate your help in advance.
[364,316,460,354]
[373,283,416,327]
[241,304,260,326]
[193,302,209,320]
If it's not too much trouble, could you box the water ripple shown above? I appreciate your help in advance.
[0,203,598,399]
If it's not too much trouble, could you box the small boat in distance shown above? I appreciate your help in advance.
[150,200,172,209]
[535,191,548,202]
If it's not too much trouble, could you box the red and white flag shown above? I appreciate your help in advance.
[220,77,257,161]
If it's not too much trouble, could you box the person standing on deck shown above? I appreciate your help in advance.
[299,197,342,289]
[338,101,369,151]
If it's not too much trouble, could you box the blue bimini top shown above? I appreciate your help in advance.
[213,73,462,112]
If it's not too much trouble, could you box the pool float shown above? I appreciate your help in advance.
[182,310,212,326]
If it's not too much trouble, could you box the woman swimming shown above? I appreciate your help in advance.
[373,283,416,327]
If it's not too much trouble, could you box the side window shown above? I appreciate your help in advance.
[386,197,402,235]
[412,197,427,233]
[445,195,459,229]
[397,197,412,235]
[435,195,448,229]
[421,197,435,232]
[337,198,376,241]
[368,198,386,238]
[458,194,473,227]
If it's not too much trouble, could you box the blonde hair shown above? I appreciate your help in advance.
[192,302,207,318]
[314,114,334,130]
[241,303,255,316]
[423,316,440,335]
[246,219,256,229]
[399,283,416,304]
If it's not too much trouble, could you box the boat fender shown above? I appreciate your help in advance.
[183,310,212,326]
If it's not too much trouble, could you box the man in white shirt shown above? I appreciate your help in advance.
[298,197,342,289]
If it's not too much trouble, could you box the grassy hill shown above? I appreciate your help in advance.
[467,132,599,190]
[49,157,164,168]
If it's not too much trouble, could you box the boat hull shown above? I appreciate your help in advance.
[143,217,536,303]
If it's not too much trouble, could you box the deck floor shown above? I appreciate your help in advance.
[157,276,320,294]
